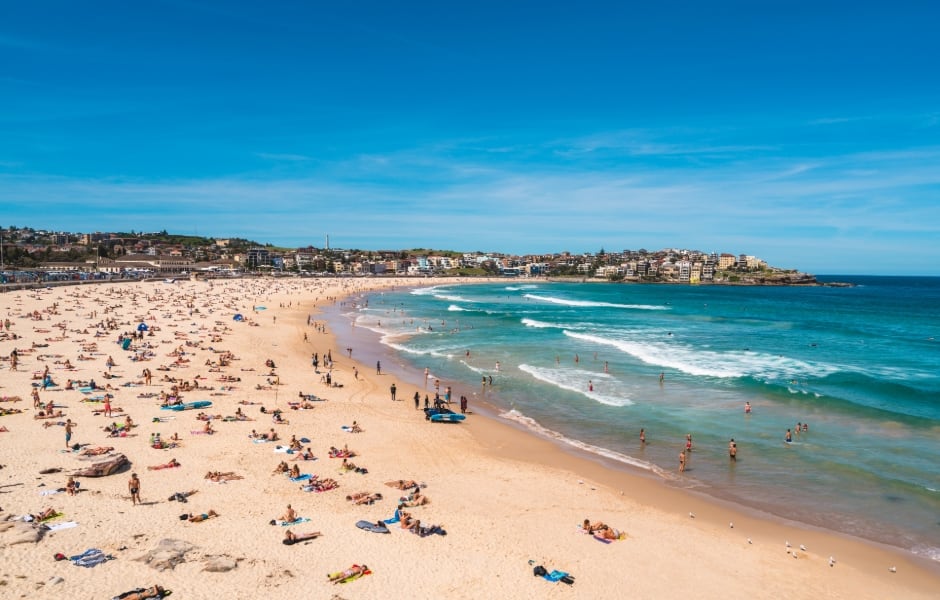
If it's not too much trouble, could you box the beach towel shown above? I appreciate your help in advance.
[45,521,78,532]
[289,474,312,482]
[69,548,101,561]
[71,548,114,568]
[278,517,310,527]
[252,438,270,443]
[356,520,390,534]
[39,511,64,522]
[329,564,372,584]
[273,446,293,454]
[382,511,401,525]
[545,570,574,584]
[40,489,63,497]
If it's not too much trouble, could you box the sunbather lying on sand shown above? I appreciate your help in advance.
[112,584,171,600]
[301,477,338,492]
[283,529,321,544]
[328,564,368,584]
[34,410,64,419]
[81,446,114,456]
[328,446,354,458]
[183,509,218,522]
[401,494,430,507]
[205,471,242,482]
[386,479,422,490]
[346,492,383,505]
[147,458,180,470]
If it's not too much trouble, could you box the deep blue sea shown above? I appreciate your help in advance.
[331,276,940,561]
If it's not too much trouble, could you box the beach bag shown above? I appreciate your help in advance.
[533,565,547,577]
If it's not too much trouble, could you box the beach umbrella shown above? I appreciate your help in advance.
[137,323,149,331]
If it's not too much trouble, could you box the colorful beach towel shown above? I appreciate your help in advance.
[289,474,312,482]
[278,517,310,527]
[329,564,371,584]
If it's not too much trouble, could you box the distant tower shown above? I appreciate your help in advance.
[325,235,329,250]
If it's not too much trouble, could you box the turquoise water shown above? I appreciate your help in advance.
[331,277,940,561]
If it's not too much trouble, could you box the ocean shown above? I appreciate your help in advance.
[327,276,940,562]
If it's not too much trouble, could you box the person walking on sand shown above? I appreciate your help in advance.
[390,383,397,402]
[129,473,141,505]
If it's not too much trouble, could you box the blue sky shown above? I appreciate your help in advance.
[2,1,939,274]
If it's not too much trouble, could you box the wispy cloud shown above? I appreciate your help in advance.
[255,152,313,162]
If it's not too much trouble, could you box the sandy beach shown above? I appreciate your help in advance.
[0,276,937,600]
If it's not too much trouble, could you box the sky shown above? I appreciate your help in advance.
[2,1,939,275]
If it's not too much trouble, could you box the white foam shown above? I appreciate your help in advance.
[563,330,839,381]
[447,305,467,312]
[521,318,563,329]
[410,286,441,296]
[911,544,940,562]
[524,293,668,310]
[518,364,632,406]
[499,408,672,479]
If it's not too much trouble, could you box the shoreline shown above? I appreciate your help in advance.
[0,277,936,599]
[325,281,940,576]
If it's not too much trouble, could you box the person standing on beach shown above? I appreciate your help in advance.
[376,360,381,375]
[64,419,76,448]
[128,473,141,505]
[103,394,112,418]
[460,395,468,414]
[390,383,396,401]
[414,392,420,410]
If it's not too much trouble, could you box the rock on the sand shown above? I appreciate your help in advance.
[203,556,238,572]
[135,538,196,571]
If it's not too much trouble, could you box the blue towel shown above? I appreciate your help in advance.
[279,517,310,526]
[289,474,312,482]
[545,570,569,582]
[383,510,401,525]
[69,548,101,561]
